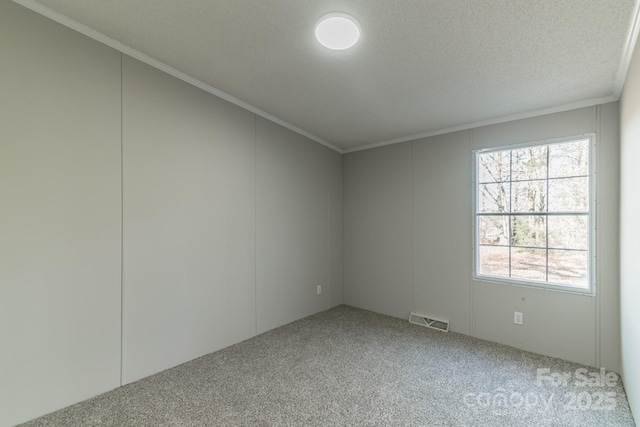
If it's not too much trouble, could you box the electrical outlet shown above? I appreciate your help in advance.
[317,285,322,295]
[514,311,523,325]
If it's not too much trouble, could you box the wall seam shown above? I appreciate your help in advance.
[469,129,475,337]
[327,151,331,309]
[254,114,258,336]
[119,52,125,386]
[341,156,345,305]
[411,142,415,315]
[595,104,602,368]
[616,101,622,373]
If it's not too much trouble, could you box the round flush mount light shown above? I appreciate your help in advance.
[315,13,360,50]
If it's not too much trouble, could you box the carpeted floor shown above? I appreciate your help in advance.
[21,305,635,426]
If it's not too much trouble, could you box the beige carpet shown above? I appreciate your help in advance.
[21,305,635,426]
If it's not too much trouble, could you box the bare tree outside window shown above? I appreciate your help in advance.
[475,139,591,290]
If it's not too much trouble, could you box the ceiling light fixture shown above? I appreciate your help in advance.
[315,13,360,50]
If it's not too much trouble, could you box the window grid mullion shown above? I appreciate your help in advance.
[477,212,589,216]
[508,150,512,279]
[480,244,587,252]
[546,146,550,282]
[477,173,589,185]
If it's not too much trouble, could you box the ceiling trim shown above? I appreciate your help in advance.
[342,95,618,153]
[11,0,344,153]
[613,0,640,97]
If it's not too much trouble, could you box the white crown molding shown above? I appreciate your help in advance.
[613,0,640,97]
[11,0,343,154]
[342,95,619,153]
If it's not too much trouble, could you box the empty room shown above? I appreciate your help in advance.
[2,0,640,425]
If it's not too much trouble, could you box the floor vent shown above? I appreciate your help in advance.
[409,312,450,332]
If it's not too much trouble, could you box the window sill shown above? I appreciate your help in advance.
[473,275,596,297]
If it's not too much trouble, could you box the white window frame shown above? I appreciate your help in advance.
[472,134,596,295]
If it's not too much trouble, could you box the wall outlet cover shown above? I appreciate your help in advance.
[514,311,524,325]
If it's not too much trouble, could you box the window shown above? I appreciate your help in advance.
[473,137,594,292]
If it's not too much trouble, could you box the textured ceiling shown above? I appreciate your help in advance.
[26,0,638,151]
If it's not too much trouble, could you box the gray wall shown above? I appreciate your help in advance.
[343,143,413,318]
[344,104,621,370]
[256,117,343,333]
[0,2,342,425]
[121,57,258,383]
[620,38,640,421]
[0,3,122,425]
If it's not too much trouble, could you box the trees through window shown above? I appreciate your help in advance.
[474,138,592,291]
